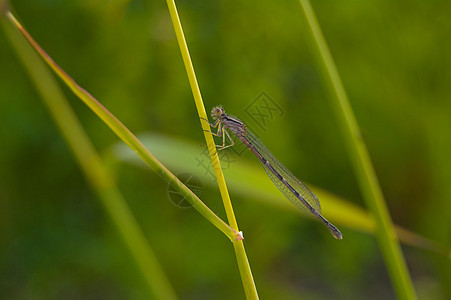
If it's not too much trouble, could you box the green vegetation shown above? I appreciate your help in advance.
[1,0,450,299]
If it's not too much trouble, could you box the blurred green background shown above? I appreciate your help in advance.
[1,0,450,299]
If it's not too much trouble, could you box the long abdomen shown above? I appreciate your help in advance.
[241,137,343,239]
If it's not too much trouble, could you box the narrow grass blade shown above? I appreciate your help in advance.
[1,11,177,300]
[165,0,258,298]
[3,11,239,242]
[298,1,417,299]
[112,132,451,259]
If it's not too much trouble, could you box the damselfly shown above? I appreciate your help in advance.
[202,106,343,239]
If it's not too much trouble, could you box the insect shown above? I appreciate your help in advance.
[202,106,343,239]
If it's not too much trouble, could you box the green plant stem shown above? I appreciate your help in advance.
[165,0,258,298]
[298,1,417,299]
[2,13,177,300]
[4,11,238,242]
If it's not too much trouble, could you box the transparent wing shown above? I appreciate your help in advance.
[245,130,322,215]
